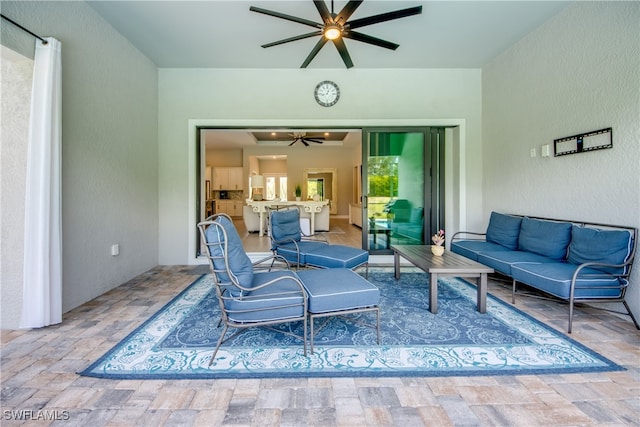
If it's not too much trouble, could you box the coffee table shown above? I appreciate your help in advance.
[391,245,494,314]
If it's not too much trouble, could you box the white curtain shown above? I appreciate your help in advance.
[20,37,62,328]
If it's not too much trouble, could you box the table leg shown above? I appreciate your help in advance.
[429,273,438,314]
[477,273,487,313]
[258,212,265,237]
[310,211,315,236]
[393,251,400,280]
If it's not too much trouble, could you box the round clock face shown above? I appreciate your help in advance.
[314,81,340,107]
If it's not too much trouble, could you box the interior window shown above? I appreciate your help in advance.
[265,174,287,201]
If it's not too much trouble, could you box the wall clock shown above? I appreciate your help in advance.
[314,81,340,107]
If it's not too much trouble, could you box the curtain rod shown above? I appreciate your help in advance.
[1,14,48,45]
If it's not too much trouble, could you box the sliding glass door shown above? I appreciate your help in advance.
[362,128,445,253]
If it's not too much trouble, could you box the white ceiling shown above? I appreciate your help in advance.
[88,0,570,149]
[88,0,570,69]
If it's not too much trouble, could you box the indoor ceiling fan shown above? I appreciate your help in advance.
[250,0,423,69]
[289,132,325,146]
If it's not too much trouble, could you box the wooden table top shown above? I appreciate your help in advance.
[391,245,494,274]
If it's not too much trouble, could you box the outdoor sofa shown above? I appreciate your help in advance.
[451,211,638,332]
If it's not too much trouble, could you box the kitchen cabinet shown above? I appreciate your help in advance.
[216,200,244,218]
[213,167,243,190]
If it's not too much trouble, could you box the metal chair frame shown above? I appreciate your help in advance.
[198,214,308,365]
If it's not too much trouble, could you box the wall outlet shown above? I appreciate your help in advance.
[111,244,120,256]
[529,148,537,158]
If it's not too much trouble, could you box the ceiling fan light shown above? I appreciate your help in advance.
[324,25,341,40]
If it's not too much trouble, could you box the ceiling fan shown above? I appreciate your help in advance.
[289,132,325,146]
[250,0,423,69]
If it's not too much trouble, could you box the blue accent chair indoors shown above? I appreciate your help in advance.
[269,208,369,277]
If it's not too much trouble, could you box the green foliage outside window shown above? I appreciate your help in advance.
[368,156,398,217]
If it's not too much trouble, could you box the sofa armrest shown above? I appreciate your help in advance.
[572,260,632,281]
[451,231,486,242]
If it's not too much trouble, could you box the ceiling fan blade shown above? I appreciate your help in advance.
[336,1,364,24]
[250,6,322,29]
[347,5,422,30]
[344,31,399,50]
[304,138,325,144]
[261,31,322,48]
[333,38,354,69]
[302,140,309,147]
[313,0,332,23]
[289,140,297,146]
[301,38,328,68]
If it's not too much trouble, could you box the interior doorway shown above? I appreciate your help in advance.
[190,121,461,262]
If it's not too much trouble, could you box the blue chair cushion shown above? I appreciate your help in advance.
[451,240,511,261]
[476,251,552,276]
[511,262,625,300]
[205,216,253,286]
[567,226,634,275]
[297,269,380,314]
[270,209,301,249]
[409,207,424,224]
[224,272,306,323]
[275,241,329,265]
[518,217,572,261]
[485,212,522,250]
[305,245,369,270]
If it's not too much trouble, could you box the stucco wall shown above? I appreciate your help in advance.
[0,1,159,322]
[158,68,483,264]
[483,2,640,318]
[1,47,33,329]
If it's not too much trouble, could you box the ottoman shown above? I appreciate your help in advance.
[296,268,380,353]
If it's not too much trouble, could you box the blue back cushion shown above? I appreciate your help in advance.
[568,226,634,275]
[409,207,424,224]
[205,216,253,286]
[518,217,572,260]
[270,209,301,248]
[485,212,522,250]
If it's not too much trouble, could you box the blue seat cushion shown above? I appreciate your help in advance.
[205,216,253,286]
[451,240,510,261]
[567,226,634,275]
[486,212,523,250]
[476,251,552,276]
[297,269,380,314]
[518,217,572,261]
[224,271,305,323]
[275,241,329,265]
[511,262,625,300]
[305,245,369,270]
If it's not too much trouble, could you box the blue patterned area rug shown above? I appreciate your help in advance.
[80,272,622,379]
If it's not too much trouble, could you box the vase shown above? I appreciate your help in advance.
[431,245,445,256]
